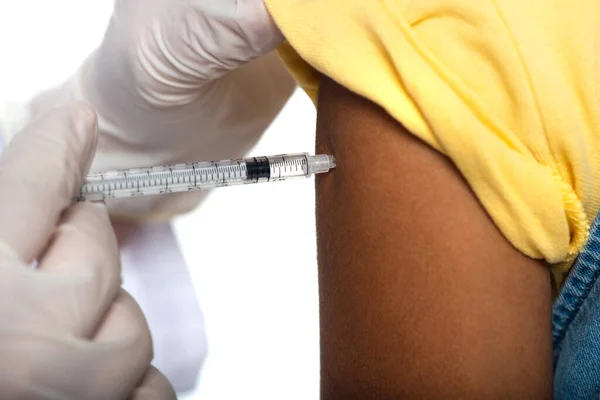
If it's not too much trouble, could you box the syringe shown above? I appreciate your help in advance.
[76,153,336,202]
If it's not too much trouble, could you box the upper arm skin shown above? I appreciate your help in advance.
[315,76,552,399]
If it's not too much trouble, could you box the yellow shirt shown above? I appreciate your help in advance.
[265,0,600,282]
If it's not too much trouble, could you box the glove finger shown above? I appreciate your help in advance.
[35,201,121,338]
[0,290,153,400]
[182,0,283,67]
[127,0,283,106]
[0,102,98,263]
[232,0,284,54]
[129,366,176,400]
[88,289,154,399]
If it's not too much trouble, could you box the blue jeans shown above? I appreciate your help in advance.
[553,215,600,398]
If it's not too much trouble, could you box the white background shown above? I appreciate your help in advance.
[0,2,319,399]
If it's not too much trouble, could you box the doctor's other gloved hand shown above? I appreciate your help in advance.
[8,0,296,218]
[0,102,175,400]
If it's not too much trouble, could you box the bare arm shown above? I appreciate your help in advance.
[315,76,552,399]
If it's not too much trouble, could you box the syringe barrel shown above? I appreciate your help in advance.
[76,153,336,202]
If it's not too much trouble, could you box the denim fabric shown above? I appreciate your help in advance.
[553,215,600,399]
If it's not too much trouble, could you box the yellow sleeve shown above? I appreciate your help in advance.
[265,0,600,276]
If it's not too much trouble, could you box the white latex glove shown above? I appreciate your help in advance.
[0,102,176,400]
[18,0,295,218]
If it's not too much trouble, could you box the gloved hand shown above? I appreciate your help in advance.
[8,0,295,218]
[0,102,176,400]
